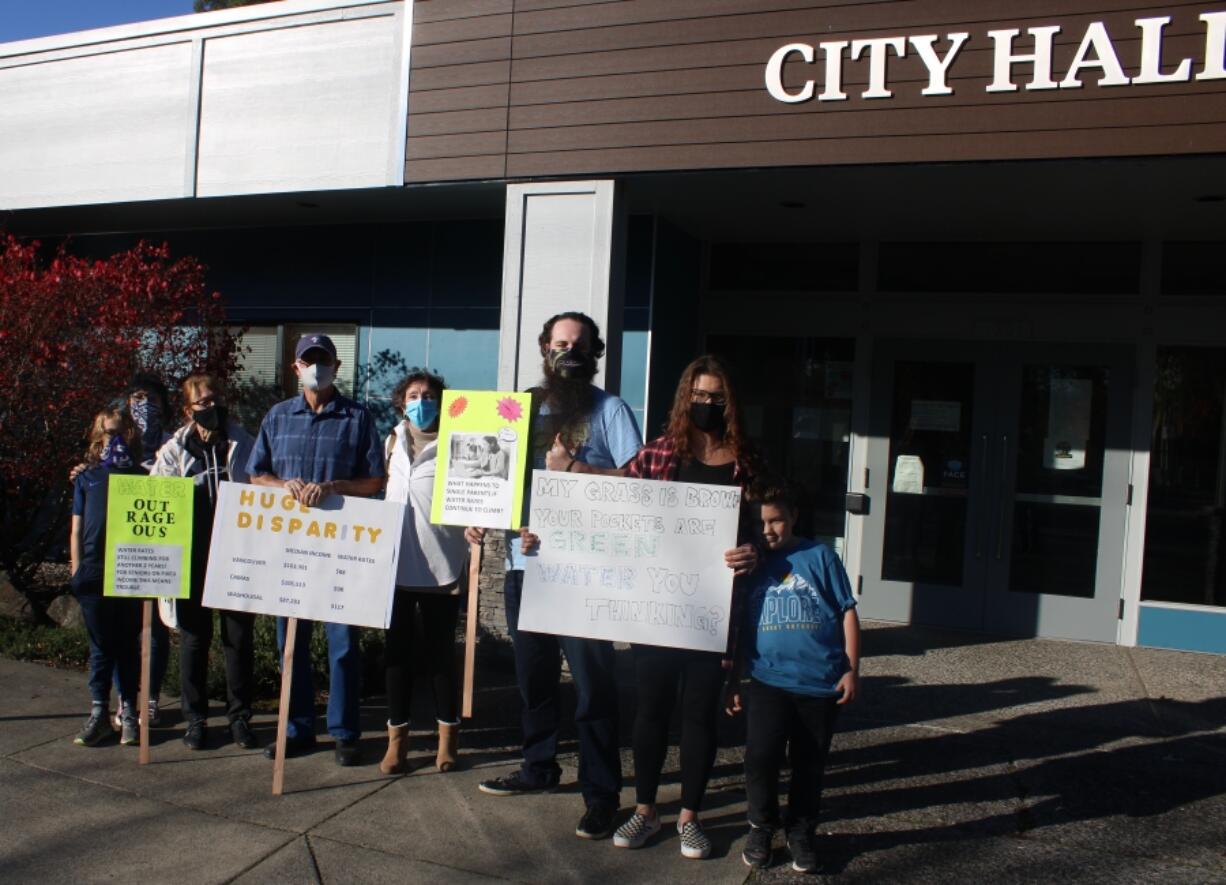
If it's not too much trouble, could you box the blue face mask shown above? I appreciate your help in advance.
[405,398,439,430]
[100,437,133,470]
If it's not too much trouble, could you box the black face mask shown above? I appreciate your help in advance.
[194,405,227,433]
[689,402,726,434]
[549,348,596,381]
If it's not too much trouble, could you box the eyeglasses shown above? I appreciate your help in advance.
[690,388,727,406]
[191,396,217,409]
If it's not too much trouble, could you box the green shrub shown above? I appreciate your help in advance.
[0,614,90,668]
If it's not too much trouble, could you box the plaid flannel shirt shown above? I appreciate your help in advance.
[625,435,760,665]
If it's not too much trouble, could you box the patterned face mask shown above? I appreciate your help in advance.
[100,437,133,470]
[129,398,151,432]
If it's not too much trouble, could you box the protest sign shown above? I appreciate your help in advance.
[430,390,532,529]
[517,471,742,653]
[104,474,193,599]
[202,483,404,629]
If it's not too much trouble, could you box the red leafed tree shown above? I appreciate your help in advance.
[0,235,242,621]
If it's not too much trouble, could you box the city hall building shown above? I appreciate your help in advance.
[3,0,1225,653]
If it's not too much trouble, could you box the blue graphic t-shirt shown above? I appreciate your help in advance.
[745,539,857,698]
[507,387,642,571]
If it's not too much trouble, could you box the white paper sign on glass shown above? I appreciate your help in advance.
[516,471,742,653]
[202,483,405,629]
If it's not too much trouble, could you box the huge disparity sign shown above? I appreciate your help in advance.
[202,483,404,629]
[516,471,742,654]
[765,12,1226,104]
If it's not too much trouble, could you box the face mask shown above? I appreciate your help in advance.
[129,399,151,433]
[549,348,595,381]
[194,405,227,433]
[100,437,133,470]
[405,398,439,430]
[689,402,726,434]
[299,362,335,392]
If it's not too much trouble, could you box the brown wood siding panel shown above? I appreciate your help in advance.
[413,0,513,24]
[406,0,1226,181]
[504,122,1226,176]
[405,154,508,182]
[409,107,511,137]
[411,60,512,91]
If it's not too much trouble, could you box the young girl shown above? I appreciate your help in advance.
[727,482,860,873]
[69,408,144,746]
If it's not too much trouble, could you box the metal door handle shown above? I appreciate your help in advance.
[995,434,1009,560]
[974,433,988,559]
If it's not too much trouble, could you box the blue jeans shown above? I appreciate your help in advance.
[504,569,622,807]
[113,610,167,701]
[275,617,362,741]
[74,581,140,708]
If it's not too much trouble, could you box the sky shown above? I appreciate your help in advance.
[0,1,197,44]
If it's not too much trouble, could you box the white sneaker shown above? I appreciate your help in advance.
[613,812,661,849]
[678,820,712,859]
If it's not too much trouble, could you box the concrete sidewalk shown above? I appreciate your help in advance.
[1,623,1224,884]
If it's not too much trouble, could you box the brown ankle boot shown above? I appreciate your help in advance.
[379,722,410,775]
[436,721,459,772]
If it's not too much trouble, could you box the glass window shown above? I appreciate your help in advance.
[706,336,855,555]
[1141,347,1226,607]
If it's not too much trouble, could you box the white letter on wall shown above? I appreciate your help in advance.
[818,40,849,101]
[1060,21,1131,88]
[987,26,1061,92]
[909,32,970,96]
[765,43,815,103]
[1199,12,1226,80]
[1134,17,1192,84]
[849,36,906,98]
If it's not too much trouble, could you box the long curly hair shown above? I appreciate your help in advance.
[85,407,142,465]
[663,354,753,464]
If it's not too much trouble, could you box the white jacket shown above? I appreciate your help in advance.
[150,421,254,486]
[385,422,467,588]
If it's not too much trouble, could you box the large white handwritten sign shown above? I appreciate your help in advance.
[517,471,741,653]
[202,483,404,629]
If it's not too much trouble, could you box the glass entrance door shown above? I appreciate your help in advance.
[859,341,1131,641]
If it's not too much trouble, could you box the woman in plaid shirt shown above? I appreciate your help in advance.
[612,354,762,860]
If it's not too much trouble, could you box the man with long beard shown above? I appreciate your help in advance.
[467,311,642,841]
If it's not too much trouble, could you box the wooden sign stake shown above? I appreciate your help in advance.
[138,600,152,765]
[271,616,298,796]
[461,540,482,720]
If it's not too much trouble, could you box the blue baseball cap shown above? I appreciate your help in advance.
[294,333,337,362]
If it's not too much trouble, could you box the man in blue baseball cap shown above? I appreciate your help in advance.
[247,332,385,765]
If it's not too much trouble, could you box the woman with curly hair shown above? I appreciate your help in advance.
[612,354,762,860]
[379,368,468,775]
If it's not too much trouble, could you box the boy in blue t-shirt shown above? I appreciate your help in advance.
[727,483,860,873]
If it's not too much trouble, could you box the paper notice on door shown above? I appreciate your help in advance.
[892,455,924,494]
[910,400,961,432]
[1044,376,1092,470]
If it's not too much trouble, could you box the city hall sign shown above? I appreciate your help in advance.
[765,12,1226,103]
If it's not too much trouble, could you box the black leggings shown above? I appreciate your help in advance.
[631,644,725,811]
[177,584,255,723]
[384,589,460,725]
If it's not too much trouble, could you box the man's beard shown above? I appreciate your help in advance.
[537,362,595,453]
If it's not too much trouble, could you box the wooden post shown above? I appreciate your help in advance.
[461,540,482,720]
[271,616,298,796]
[138,600,152,765]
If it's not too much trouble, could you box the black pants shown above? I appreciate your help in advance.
[631,644,725,811]
[177,584,255,724]
[384,589,461,725]
[744,678,840,835]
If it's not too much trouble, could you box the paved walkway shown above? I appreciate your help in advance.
[2,623,1224,884]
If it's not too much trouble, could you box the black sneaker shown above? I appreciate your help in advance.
[575,802,616,840]
[183,719,207,751]
[334,738,361,767]
[787,830,819,874]
[230,718,259,750]
[264,733,317,760]
[742,825,773,868]
[477,771,557,796]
